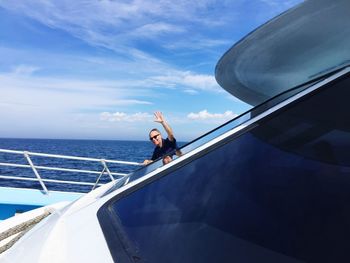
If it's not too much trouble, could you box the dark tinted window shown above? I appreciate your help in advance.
[99,72,350,263]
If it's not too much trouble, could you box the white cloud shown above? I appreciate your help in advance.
[187,109,237,122]
[131,22,185,38]
[100,112,153,122]
[149,71,220,92]
[11,65,40,76]
[113,100,153,106]
[0,1,230,54]
[182,72,218,91]
[0,0,303,64]
[0,69,153,112]
[183,89,199,95]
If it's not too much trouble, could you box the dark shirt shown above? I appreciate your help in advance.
[151,138,177,161]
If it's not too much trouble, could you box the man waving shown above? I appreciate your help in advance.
[143,112,178,165]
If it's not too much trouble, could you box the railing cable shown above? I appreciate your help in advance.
[0,148,142,194]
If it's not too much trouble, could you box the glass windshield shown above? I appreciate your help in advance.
[103,69,335,196]
[99,69,350,263]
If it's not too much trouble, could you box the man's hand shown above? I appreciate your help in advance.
[154,111,165,123]
[154,111,174,141]
[143,159,153,165]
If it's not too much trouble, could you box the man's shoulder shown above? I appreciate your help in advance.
[165,137,176,143]
[164,137,177,148]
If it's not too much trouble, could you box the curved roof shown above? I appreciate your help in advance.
[215,0,350,105]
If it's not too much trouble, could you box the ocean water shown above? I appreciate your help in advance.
[0,138,155,193]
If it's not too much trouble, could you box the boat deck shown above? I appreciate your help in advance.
[0,187,82,220]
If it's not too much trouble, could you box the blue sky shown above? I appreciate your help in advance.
[0,0,302,141]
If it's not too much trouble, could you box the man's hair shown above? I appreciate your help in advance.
[149,128,160,137]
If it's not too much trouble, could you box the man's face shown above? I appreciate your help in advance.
[149,131,162,146]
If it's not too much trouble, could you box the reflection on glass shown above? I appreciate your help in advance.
[122,75,325,184]
[99,70,350,262]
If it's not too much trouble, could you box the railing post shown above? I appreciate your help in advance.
[101,159,115,181]
[24,151,49,194]
[92,167,106,191]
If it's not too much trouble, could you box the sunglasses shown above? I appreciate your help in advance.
[149,134,160,141]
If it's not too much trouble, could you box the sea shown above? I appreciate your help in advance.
[0,138,158,193]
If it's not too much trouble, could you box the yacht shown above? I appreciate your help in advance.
[0,0,349,262]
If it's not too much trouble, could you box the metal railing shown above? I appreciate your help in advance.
[0,149,142,194]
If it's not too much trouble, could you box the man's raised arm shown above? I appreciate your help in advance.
[154,111,174,141]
